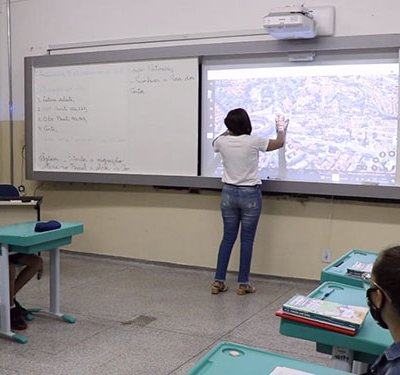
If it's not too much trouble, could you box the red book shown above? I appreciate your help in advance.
[275,309,357,336]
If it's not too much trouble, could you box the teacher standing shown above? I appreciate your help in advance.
[211,108,289,296]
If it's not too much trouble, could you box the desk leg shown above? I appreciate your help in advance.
[49,248,61,315]
[0,244,11,333]
[48,248,75,324]
[352,360,369,374]
[0,244,28,344]
[330,347,353,372]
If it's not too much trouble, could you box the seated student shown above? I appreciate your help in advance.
[9,253,43,331]
[364,245,400,374]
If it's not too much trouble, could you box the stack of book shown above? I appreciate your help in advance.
[346,261,373,278]
[276,294,369,336]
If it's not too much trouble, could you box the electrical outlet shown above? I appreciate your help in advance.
[321,249,332,263]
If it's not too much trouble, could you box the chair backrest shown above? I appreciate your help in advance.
[0,184,19,197]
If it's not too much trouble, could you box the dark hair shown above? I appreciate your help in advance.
[373,246,400,313]
[224,108,252,135]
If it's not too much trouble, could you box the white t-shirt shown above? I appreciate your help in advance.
[213,134,269,186]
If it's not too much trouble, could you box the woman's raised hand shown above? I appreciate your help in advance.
[275,114,289,132]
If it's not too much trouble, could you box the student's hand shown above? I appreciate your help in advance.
[275,115,289,133]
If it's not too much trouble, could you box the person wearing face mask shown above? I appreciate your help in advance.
[364,245,400,374]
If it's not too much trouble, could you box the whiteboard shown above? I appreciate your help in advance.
[25,35,400,200]
[30,58,199,177]
[201,60,399,186]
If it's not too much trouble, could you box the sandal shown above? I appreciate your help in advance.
[211,281,228,295]
[237,284,256,296]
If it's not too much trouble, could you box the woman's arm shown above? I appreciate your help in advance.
[212,130,231,147]
[267,116,289,151]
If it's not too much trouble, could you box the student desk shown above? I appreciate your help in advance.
[187,341,351,374]
[0,221,84,343]
[0,196,43,221]
[321,249,377,287]
[278,281,391,372]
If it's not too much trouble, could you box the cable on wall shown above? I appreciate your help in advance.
[6,0,14,185]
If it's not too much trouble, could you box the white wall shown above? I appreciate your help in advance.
[2,0,400,120]
[1,0,400,280]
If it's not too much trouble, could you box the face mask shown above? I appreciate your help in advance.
[367,288,389,329]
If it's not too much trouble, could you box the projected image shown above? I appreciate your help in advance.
[201,63,398,186]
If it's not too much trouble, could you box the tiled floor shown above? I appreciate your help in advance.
[1,252,332,374]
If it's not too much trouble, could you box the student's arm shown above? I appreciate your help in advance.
[212,130,231,147]
[267,129,286,151]
[267,116,289,151]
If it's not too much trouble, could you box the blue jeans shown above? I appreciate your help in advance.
[214,184,262,284]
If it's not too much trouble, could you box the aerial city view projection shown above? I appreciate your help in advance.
[201,63,398,186]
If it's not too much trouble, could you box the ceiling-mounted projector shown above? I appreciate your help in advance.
[264,5,316,40]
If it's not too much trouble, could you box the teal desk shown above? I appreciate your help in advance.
[187,341,350,374]
[279,281,391,371]
[0,221,83,343]
[321,249,377,287]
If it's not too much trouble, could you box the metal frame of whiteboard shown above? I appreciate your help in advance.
[25,34,400,200]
